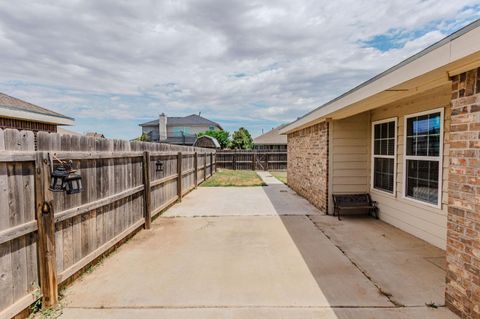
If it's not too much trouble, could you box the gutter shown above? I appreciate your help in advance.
[0,105,75,126]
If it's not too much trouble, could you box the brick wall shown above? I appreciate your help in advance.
[287,121,329,212]
[446,67,480,319]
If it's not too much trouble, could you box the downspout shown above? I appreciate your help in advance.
[327,118,334,215]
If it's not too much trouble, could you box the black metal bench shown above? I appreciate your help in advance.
[332,193,378,221]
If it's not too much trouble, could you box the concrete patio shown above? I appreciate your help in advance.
[58,172,456,319]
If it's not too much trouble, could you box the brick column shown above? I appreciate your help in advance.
[287,121,329,212]
[446,67,480,318]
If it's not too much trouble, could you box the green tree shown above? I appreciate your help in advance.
[197,130,231,149]
[139,132,148,141]
[231,127,253,149]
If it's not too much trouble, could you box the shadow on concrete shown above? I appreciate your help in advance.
[260,172,452,318]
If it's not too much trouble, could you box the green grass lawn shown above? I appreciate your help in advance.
[269,171,287,184]
[201,169,266,187]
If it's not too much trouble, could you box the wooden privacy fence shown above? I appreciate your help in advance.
[216,150,287,170]
[0,129,216,319]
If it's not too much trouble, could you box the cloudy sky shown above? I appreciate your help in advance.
[0,1,479,139]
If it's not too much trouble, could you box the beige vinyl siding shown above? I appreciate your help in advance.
[329,113,370,214]
[368,84,451,249]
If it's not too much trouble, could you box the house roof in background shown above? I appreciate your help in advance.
[253,124,288,145]
[0,92,74,125]
[85,132,106,138]
[57,127,83,136]
[140,114,223,129]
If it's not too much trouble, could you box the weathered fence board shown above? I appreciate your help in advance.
[0,129,215,319]
[216,150,287,170]
[0,129,39,318]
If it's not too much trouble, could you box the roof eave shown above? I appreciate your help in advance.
[0,106,75,126]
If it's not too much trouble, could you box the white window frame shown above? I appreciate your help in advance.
[371,117,397,196]
[402,107,444,209]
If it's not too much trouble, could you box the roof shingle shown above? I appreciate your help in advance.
[253,124,288,145]
[140,114,222,129]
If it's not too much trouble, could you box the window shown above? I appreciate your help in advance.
[372,118,396,194]
[404,109,443,207]
[172,127,190,136]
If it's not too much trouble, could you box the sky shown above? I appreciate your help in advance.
[0,1,479,140]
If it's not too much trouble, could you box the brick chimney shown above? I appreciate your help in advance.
[159,113,167,141]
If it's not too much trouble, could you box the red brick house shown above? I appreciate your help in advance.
[0,92,74,133]
[281,21,480,318]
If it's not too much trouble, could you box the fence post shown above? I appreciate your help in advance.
[232,152,236,170]
[252,152,256,171]
[214,152,217,172]
[177,152,182,202]
[194,151,198,188]
[210,152,213,176]
[203,152,207,180]
[34,152,58,308]
[142,151,151,229]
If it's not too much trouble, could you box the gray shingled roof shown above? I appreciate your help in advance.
[253,124,288,145]
[140,114,222,129]
[0,92,73,120]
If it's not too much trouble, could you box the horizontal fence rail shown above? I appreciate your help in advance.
[0,128,216,319]
[215,150,287,171]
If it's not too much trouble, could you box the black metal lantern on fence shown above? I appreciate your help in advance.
[49,158,83,195]
[50,165,69,192]
[155,160,164,172]
[64,171,83,194]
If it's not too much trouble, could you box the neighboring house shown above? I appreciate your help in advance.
[57,127,83,136]
[253,124,287,151]
[85,132,105,138]
[280,20,480,318]
[139,113,223,145]
[193,135,221,149]
[0,92,74,132]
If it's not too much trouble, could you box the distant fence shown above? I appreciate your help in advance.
[0,129,216,318]
[216,150,287,170]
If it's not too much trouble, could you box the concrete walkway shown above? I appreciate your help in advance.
[59,172,457,319]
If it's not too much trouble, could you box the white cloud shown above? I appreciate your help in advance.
[0,0,479,138]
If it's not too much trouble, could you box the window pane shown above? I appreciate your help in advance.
[406,112,441,157]
[428,113,441,134]
[429,182,439,203]
[388,122,395,138]
[374,140,380,155]
[416,136,428,156]
[415,115,429,135]
[374,158,394,193]
[387,138,395,156]
[407,118,414,137]
[380,139,388,155]
[406,137,415,156]
[375,124,380,139]
[381,123,388,139]
[406,160,439,205]
[407,159,418,179]
[417,160,430,181]
[428,135,440,156]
